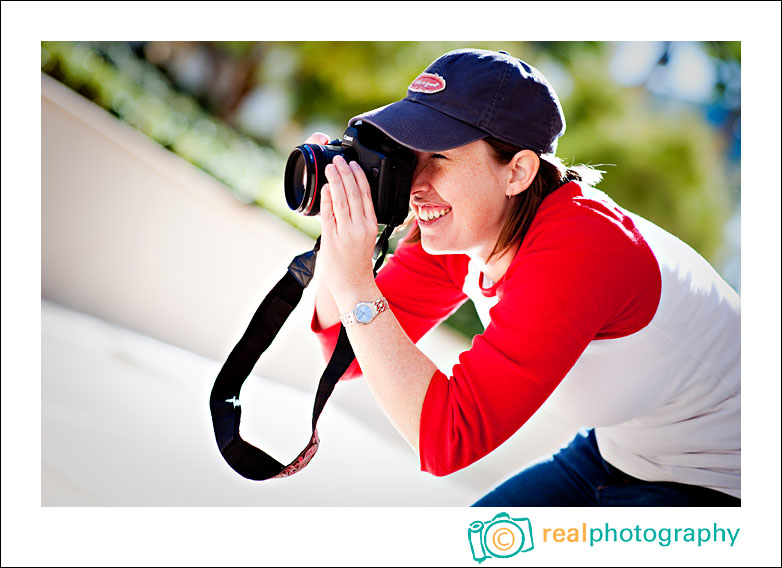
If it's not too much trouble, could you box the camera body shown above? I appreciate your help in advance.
[284,121,416,226]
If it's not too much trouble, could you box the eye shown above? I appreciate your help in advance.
[413,152,447,172]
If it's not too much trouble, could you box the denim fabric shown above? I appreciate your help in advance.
[472,429,740,507]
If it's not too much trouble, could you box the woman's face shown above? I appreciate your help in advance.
[410,140,513,260]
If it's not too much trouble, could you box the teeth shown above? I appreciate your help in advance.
[418,206,451,221]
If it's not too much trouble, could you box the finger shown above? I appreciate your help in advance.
[333,156,364,221]
[324,163,351,227]
[349,160,377,223]
[320,183,336,231]
[305,132,331,145]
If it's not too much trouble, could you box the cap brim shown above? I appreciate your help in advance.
[349,99,487,152]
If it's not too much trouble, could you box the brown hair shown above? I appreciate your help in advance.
[401,137,603,262]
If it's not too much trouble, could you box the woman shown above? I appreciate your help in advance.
[308,49,740,506]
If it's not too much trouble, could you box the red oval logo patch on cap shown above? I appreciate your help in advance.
[409,72,446,94]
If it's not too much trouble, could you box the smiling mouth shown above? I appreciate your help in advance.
[416,205,452,224]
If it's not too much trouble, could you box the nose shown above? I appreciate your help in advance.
[410,155,431,200]
[410,176,428,203]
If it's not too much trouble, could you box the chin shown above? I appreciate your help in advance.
[421,237,458,256]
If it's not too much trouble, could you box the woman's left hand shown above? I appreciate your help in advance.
[318,155,380,309]
[318,157,435,455]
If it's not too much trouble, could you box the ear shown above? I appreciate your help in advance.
[506,150,540,197]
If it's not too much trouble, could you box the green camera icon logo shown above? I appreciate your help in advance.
[468,512,534,563]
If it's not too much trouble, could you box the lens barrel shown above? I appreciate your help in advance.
[284,143,353,217]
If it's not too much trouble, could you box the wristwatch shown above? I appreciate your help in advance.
[340,297,389,326]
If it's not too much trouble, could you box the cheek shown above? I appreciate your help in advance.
[456,191,505,226]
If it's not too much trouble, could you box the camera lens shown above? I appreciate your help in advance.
[284,145,319,216]
[284,143,357,217]
[285,144,358,217]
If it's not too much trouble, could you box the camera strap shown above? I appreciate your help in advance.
[210,225,397,480]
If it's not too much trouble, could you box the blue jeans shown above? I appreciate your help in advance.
[472,429,740,507]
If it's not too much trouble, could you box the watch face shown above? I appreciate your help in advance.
[355,303,374,324]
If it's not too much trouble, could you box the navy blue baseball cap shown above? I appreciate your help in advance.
[349,48,566,154]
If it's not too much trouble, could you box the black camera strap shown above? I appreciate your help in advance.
[210,225,397,480]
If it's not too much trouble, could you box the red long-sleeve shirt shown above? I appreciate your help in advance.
[312,182,741,498]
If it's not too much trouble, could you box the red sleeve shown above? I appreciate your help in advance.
[311,236,470,380]
[419,195,662,476]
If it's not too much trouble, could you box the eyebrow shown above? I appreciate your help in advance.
[418,150,452,158]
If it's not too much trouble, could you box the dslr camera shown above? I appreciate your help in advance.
[284,121,416,226]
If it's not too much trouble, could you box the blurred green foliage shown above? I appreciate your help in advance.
[554,53,732,261]
[41,40,739,339]
[41,41,321,237]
